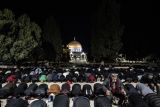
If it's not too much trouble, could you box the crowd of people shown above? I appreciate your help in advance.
[0,64,160,107]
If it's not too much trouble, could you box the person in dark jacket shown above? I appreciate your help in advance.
[5,97,29,107]
[5,86,29,107]
[28,91,47,107]
[125,84,149,107]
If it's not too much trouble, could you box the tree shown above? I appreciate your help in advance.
[0,9,15,62]
[91,0,123,62]
[43,16,62,61]
[0,9,42,63]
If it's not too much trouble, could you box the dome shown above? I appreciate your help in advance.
[67,40,82,49]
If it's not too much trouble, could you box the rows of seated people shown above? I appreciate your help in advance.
[0,74,160,107]
[0,81,111,107]
[0,66,105,83]
[1,65,160,107]
[0,65,160,84]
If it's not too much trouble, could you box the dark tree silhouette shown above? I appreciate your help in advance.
[91,0,124,62]
[0,9,42,64]
[43,16,62,62]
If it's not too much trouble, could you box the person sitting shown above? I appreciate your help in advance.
[103,73,126,106]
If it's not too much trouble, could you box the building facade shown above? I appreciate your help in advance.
[67,38,87,63]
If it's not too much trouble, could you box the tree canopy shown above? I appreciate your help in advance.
[0,9,42,63]
[91,0,124,62]
[43,16,62,61]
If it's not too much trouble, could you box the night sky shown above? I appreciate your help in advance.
[0,0,154,58]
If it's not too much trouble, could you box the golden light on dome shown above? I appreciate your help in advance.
[67,40,82,49]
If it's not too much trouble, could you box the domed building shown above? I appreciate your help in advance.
[67,37,87,63]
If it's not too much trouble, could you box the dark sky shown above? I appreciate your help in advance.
[0,0,154,58]
[121,0,153,58]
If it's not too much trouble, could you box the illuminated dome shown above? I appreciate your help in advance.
[67,37,87,63]
[67,40,82,49]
